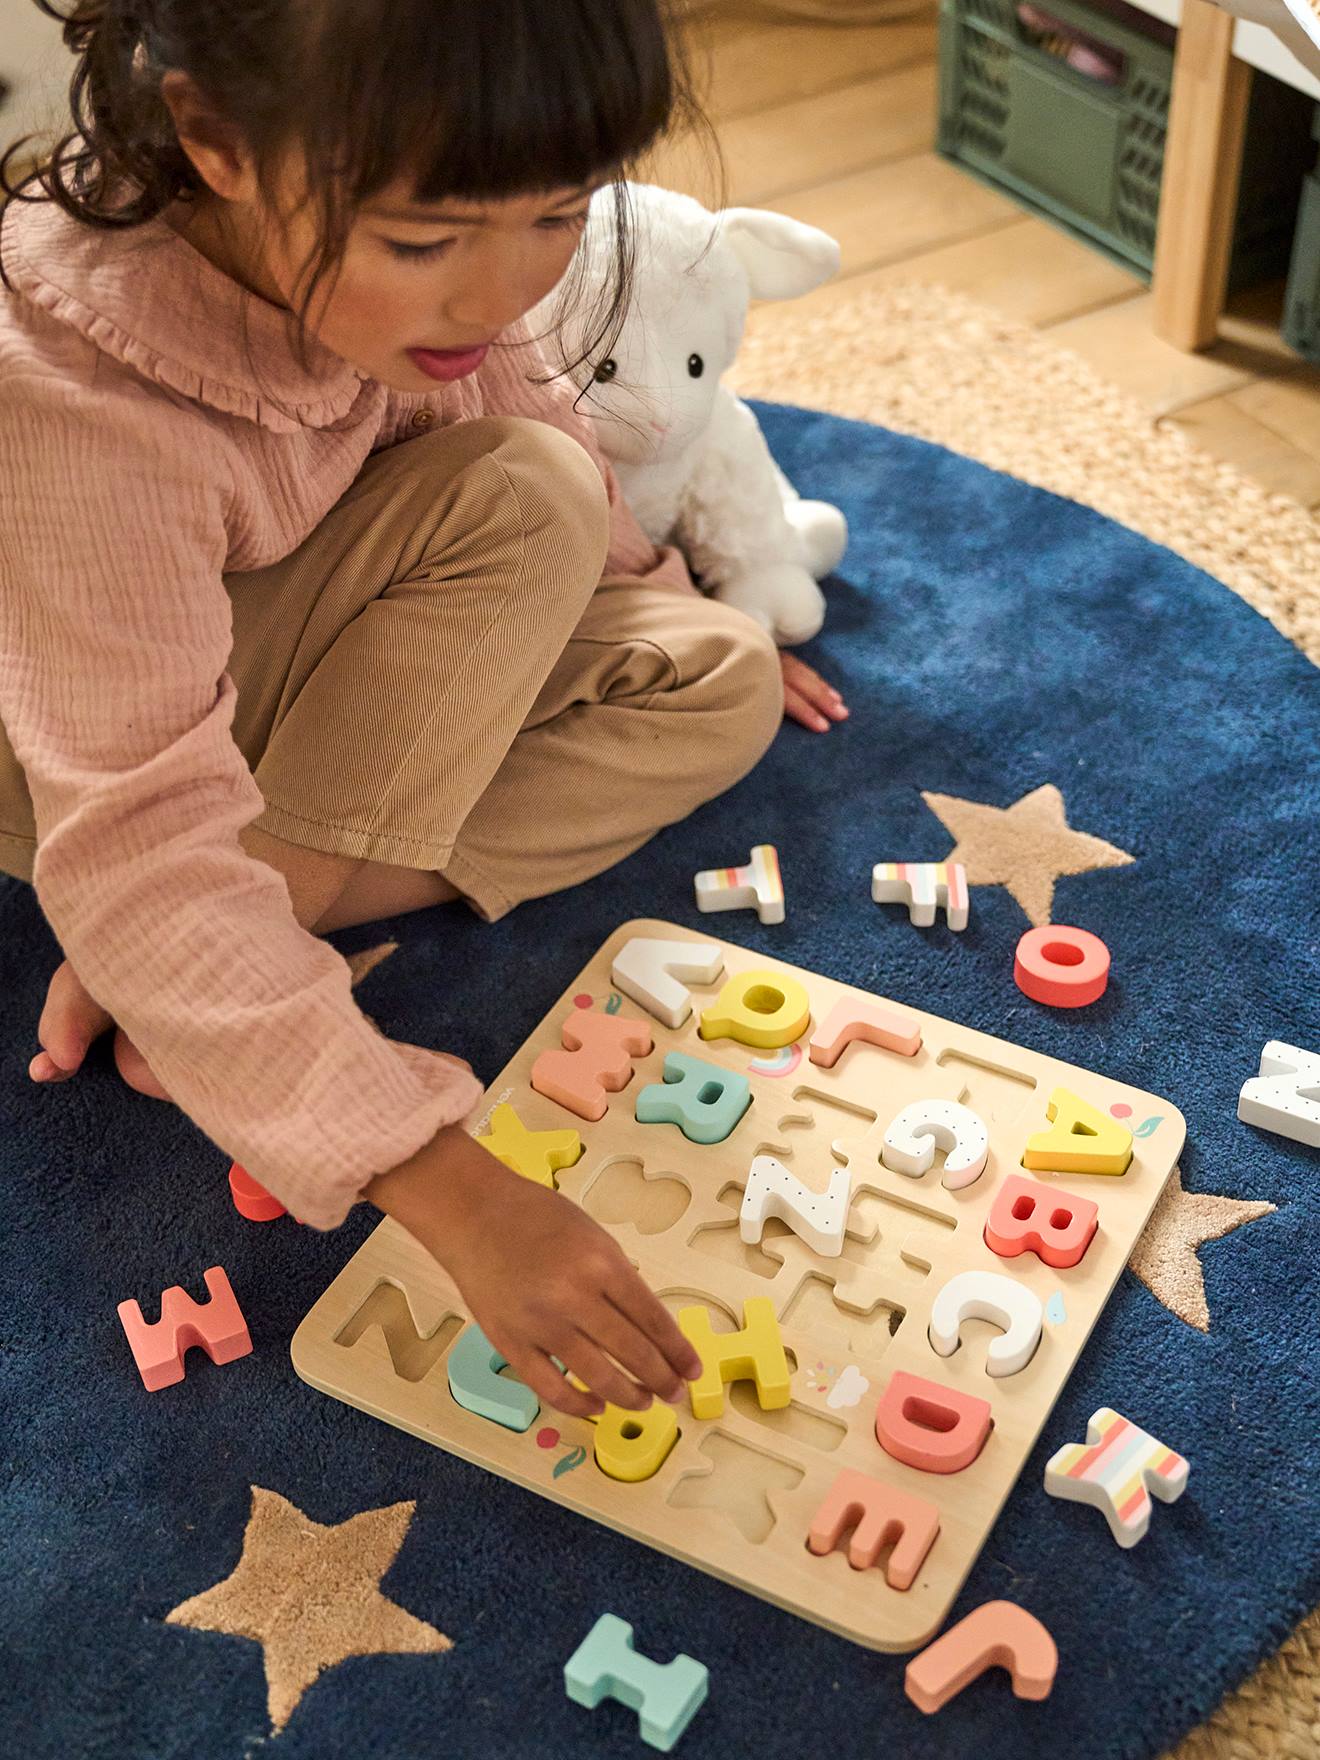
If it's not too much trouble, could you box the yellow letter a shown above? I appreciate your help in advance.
[1023,1086,1132,1175]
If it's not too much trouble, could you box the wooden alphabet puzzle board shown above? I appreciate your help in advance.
[291,919,1184,1652]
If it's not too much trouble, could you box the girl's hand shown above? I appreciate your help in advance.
[365,1124,703,1421]
[781,651,848,732]
[30,956,171,1100]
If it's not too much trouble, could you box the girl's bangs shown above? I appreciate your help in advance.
[299,0,677,208]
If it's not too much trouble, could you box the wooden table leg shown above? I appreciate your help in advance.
[1152,0,1252,351]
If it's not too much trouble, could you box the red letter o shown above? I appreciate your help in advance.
[1013,925,1110,1007]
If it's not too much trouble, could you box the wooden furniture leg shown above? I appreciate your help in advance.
[1152,0,1253,351]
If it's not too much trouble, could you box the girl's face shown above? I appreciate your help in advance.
[270,170,602,390]
[165,86,600,391]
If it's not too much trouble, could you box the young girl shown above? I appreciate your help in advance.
[0,0,847,1422]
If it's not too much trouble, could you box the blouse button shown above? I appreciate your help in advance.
[411,408,436,429]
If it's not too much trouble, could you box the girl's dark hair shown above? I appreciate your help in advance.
[0,0,726,399]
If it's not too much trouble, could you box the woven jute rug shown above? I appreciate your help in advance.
[731,282,1320,668]
[731,279,1320,1760]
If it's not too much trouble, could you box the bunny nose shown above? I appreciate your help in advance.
[650,420,667,435]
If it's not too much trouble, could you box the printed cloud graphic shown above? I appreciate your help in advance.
[826,1365,870,1410]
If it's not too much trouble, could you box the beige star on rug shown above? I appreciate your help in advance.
[922,783,1134,925]
[346,940,399,987]
[346,941,399,1033]
[1127,1165,1276,1332]
[165,1486,450,1733]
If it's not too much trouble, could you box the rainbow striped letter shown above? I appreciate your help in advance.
[871,862,968,931]
[1044,1406,1189,1547]
[694,844,785,924]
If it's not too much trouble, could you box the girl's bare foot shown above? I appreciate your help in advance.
[29,958,172,1101]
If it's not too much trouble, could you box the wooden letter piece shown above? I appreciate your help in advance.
[693,843,784,924]
[928,1270,1044,1378]
[1238,1041,1320,1147]
[881,1098,990,1190]
[740,1154,851,1257]
[807,1468,940,1590]
[447,1322,539,1433]
[565,1614,709,1751]
[808,997,922,1066]
[636,1050,751,1146]
[592,1399,680,1484]
[871,861,969,930]
[699,968,811,1050]
[228,1162,286,1223]
[117,1266,252,1393]
[1044,1406,1189,1548]
[1014,924,1110,1007]
[610,935,725,1030]
[531,1009,653,1123]
[474,1103,582,1189]
[875,1369,993,1474]
[679,1296,790,1419]
[1023,1087,1133,1176]
[905,1601,1057,1714]
[984,1172,1098,1269]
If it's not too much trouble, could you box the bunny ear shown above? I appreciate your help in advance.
[716,207,841,300]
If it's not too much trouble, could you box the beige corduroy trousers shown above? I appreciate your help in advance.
[0,415,783,922]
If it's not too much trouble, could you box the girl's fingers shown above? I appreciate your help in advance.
[588,1299,686,1404]
[607,1267,703,1384]
[781,655,848,717]
[36,966,112,1074]
[112,1027,172,1100]
[514,1345,604,1420]
[801,674,847,715]
[29,1050,76,1084]
[784,687,829,731]
[560,1333,652,1412]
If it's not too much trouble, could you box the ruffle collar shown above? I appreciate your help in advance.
[2,194,371,433]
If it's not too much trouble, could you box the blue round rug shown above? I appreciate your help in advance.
[3,401,1317,1760]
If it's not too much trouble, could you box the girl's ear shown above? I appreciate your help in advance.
[715,207,841,302]
[161,70,256,202]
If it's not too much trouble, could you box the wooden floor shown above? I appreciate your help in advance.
[638,0,1320,510]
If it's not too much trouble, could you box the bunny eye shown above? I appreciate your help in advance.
[688,353,704,378]
[593,358,618,384]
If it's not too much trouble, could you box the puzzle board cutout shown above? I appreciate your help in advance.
[291,919,1184,1651]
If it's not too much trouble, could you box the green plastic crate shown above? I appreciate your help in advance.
[938,0,1314,284]
[1283,108,1320,361]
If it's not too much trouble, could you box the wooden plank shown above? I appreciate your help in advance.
[1225,369,1320,473]
[1165,390,1320,504]
[639,62,938,206]
[766,150,1019,274]
[1047,293,1261,414]
[292,920,1182,1654]
[682,6,938,122]
[1151,0,1252,351]
[766,214,1143,328]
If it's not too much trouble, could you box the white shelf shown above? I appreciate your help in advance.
[1127,0,1320,99]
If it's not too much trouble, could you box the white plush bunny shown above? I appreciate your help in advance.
[529,181,848,645]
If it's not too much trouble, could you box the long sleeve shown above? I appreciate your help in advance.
[0,376,484,1228]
